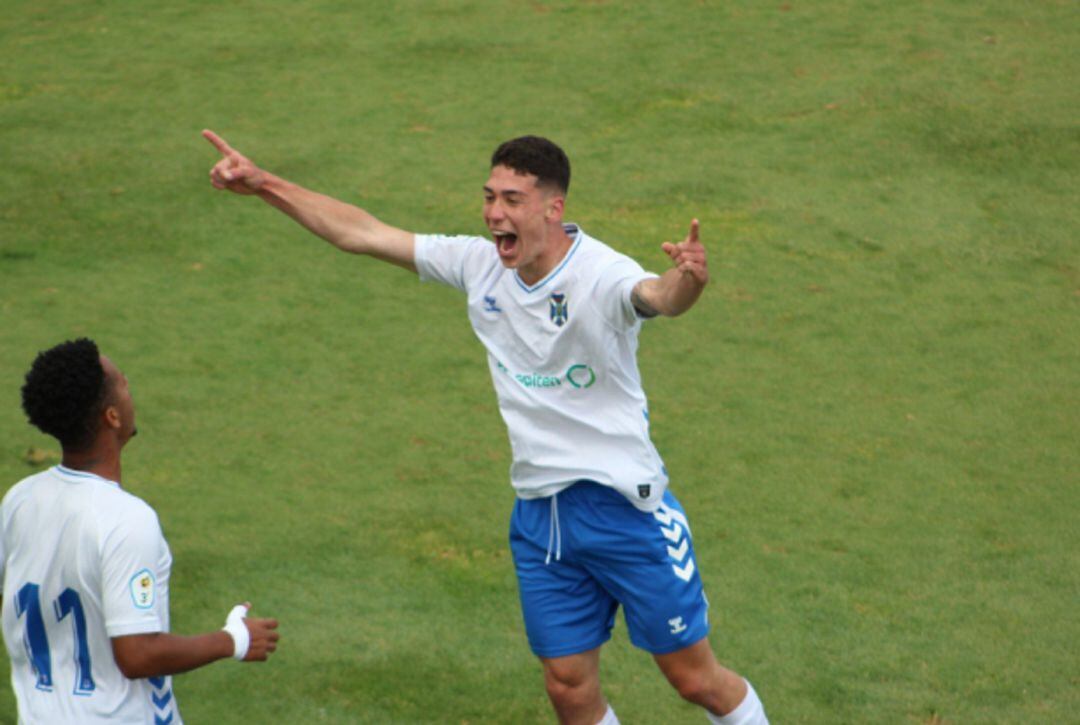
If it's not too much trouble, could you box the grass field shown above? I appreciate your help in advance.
[1,0,1078,722]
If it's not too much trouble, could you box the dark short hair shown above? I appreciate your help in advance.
[491,136,570,194]
[21,338,108,450]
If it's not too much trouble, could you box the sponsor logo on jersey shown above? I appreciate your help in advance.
[515,373,562,388]
[498,361,598,390]
[668,616,688,634]
[566,364,595,389]
[483,295,503,313]
[549,292,568,327]
[130,568,155,609]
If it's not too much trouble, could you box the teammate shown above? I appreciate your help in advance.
[2,339,280,724]
[204,130,767,725]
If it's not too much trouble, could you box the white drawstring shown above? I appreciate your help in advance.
[545,493,562,565]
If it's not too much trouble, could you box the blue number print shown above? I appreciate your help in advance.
[14,584,96,695]
[15,583,53,691]
[55,588,96,695]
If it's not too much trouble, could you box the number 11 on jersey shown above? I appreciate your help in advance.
[15,582,96,695]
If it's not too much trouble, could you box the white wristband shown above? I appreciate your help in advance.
[222,604,250,661]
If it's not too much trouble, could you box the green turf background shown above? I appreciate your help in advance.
[1,0,1077,722]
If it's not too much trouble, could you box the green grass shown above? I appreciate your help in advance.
[1,0,1077,722]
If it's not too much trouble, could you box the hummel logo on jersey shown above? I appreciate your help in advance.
[483,296,502,313]
[668,616,688,634]
[549,292,568,326]
[150,676,174,724]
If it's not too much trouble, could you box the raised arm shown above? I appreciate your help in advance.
[631,219,709,317]
[203,130,416,271]
[111,603,279,678]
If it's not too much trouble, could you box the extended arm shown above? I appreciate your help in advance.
[631,219,709,317]
[203,130,416,271]
[111,603,279,679]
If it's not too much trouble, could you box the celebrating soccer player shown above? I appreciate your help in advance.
[204,130,767,725]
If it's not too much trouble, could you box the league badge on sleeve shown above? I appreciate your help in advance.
[129,568,156,609]
[549,292,568,327]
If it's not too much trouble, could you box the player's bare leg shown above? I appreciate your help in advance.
[540,647,610,725]
[654,639,767,722]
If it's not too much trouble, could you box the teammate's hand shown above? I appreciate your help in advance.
[241,605,280,662]
[660,219,709,286]
[203,129,266,195]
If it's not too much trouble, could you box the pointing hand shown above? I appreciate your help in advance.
[203,129,266,195]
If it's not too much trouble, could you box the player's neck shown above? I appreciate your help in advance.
[520,225,573,286]
[61,447,122,485]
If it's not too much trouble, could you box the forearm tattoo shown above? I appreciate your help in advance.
[631,287,660,318]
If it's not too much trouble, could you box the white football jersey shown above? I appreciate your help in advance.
[416,223,670,511]
[0,465,181,724]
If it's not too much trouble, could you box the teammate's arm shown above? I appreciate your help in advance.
[631,219,709,317]
[111,605,279,678]
[202,130,417,271]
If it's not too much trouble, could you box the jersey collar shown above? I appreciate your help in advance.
[55,464,121,488]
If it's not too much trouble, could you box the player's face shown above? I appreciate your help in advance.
[100,355,137,444]
[483,165,564,284]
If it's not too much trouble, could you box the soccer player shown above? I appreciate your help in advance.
[204,130,768,725]
[2,339,280,724]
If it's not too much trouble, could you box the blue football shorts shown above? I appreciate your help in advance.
[509,480,711,659]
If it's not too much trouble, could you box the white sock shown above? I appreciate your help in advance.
[596,704,620,725]
[706,679,768,725]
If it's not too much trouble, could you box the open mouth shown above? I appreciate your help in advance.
[492,231,519,259]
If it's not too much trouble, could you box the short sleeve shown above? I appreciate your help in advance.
[0,516,6,594]
[99,503,169,637]
[414,234,491,292]
[594,255,658,330]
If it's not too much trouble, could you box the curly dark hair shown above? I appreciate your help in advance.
[21,338,108,450]
[491,136,570,194]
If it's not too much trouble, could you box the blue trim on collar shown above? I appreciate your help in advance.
[513,225,582,293]
[55,465,117,486]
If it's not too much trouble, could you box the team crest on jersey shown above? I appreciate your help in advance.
[549,292,568,327]
[130,568,155,609]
